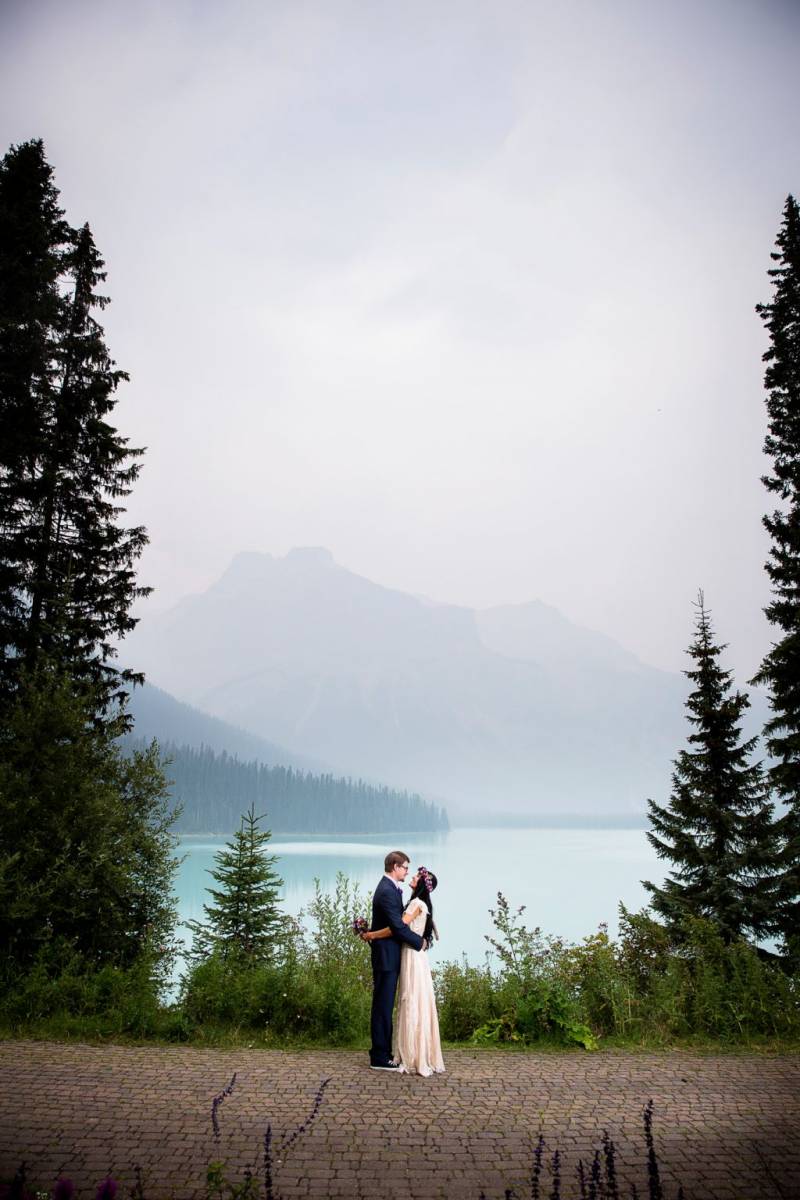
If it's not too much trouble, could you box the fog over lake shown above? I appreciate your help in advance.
[175,826,668,974]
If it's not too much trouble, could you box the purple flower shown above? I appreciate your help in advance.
[263,1124,274,1200]
[278,1076,332,1157]
[53,1180,75,1200]
[531,1132,544,1200]
[94,1178,117,1200]
[211,1072,237,1139]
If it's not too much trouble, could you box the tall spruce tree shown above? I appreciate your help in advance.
[0,139,177,991]
[0,140,68,708]
[644,593,781,942]
[0,140,148,721]
[186,805,284,964]
[752,194,800,947]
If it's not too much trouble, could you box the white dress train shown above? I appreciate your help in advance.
[393,899,445,1076]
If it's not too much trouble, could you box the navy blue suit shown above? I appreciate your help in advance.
[369,875,424,1066]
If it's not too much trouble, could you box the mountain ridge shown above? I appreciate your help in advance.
[122,547,763,816]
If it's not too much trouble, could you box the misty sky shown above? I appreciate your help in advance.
[2,0,799,679]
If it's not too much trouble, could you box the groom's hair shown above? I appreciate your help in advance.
[384,850,409,872]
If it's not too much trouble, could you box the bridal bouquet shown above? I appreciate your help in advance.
[352,916,369,936]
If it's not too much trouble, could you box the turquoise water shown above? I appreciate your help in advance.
[174,826,667,971]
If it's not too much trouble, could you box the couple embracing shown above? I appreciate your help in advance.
[360,850,445,1077]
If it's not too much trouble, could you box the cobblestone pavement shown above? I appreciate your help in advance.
[0,1042,798,1200]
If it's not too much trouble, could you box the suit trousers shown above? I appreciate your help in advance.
[370,966,400,1064]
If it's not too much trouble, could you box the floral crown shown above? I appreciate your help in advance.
[417,865,436,892]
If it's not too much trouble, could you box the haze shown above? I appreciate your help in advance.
[2,0,799,680]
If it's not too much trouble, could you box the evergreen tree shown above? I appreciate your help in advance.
[752,194,800,946]
[0,663,178,983]
[186,804,284,964]
[0,139,177,996]
[644,593,781,942]
[122,735,450,833]
[0,140,69,708]
[0,140,148,721]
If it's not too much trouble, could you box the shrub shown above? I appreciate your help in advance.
[180,873,374,1043]
[0,950,166,1038]
[431,897,800,1048]
[436,958,496,1041]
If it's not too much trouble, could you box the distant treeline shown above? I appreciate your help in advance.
[123,739,449,833]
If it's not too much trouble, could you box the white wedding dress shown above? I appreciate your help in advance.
[393,899,445,1076]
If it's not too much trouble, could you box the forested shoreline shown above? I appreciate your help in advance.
[123,738,449,833]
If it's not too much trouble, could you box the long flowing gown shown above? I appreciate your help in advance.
[392,899,445,1076]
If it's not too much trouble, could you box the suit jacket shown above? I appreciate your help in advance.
[370,875,424,972]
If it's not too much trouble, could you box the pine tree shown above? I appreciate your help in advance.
[0,139,69,707]
[0,140,148,721]
[752,194,800,947]
[644,593,781,942]
[0,140,177,994]
[187,804,284,963]
[0,662,178,982]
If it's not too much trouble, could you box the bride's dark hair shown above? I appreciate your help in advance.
[409,868,438,943]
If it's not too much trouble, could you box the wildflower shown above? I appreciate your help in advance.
[211,1072,237,1140]
[53,1181,75,1200]
[95,1178,118,1200]
[278,1076,332,1157]
[530,1132,545,1200]
[602,1130,619,1200]
[131,1165,145,1200]
[550,1149,561,1200]
[263,1125,274,1200]
[588,1149,601,1200]
[643,1099,663,1200]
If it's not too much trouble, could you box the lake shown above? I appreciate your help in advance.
[173,825,667,975]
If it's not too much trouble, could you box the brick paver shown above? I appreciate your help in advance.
[0,1042,798,1199]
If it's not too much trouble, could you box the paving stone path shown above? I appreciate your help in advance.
[0,1042,798,1200]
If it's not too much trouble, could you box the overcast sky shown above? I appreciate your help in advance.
[2,0,799,678]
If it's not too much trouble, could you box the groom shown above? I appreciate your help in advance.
[367,850,425,1071]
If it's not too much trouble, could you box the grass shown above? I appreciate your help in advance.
[2,1015,799,1055]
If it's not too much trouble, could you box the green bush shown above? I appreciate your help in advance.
[433,896,800,1048]
[179,873,373,1043]
[0,949,166,1038]
[435,958,496,1040]
[4,876,798,1049]
[475,893,598,1048]
[663,918,798,1040]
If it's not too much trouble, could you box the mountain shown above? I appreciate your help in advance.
[125,681,326,772]
[122,547,763,817]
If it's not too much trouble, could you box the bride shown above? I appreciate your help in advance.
[363,866,445,1077]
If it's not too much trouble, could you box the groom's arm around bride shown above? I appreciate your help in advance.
[372,876,425,956]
